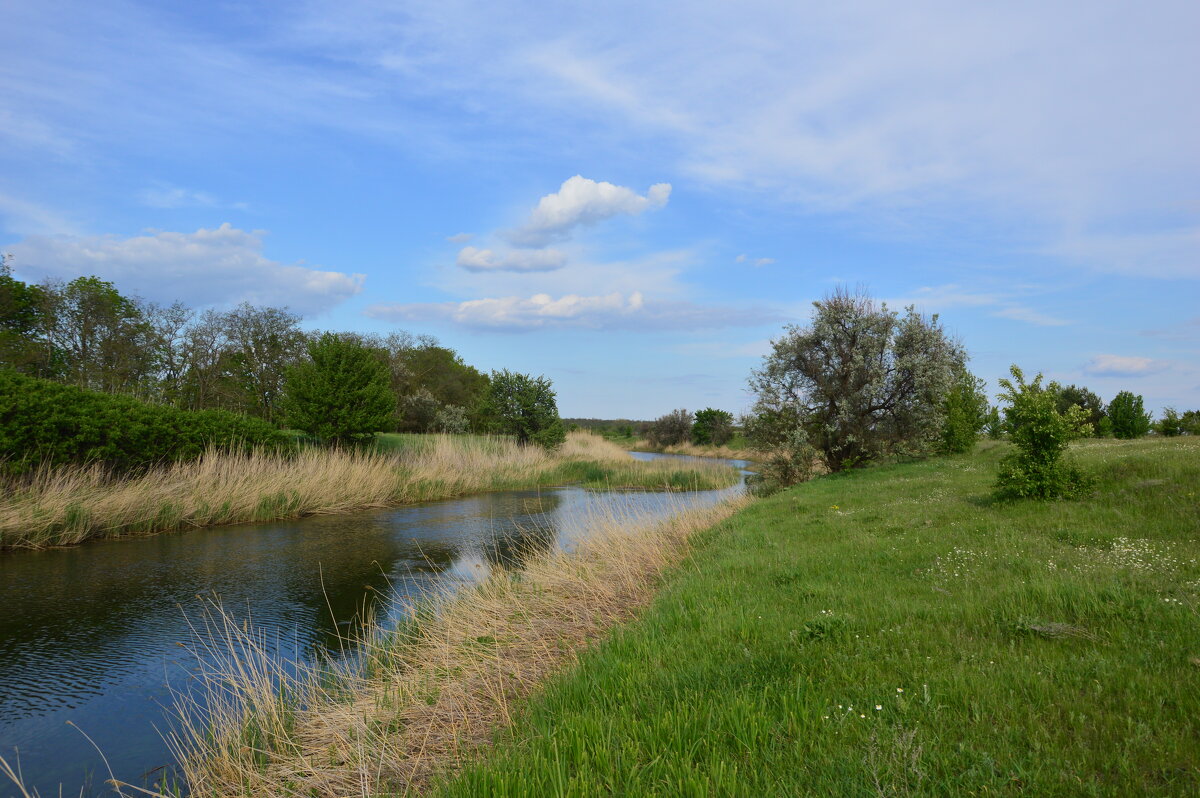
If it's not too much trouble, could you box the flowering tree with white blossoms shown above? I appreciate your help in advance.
[749,288,965,472]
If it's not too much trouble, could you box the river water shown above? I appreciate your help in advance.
[0,453,745,797]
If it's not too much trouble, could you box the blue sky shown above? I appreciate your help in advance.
[2,0,1197,418]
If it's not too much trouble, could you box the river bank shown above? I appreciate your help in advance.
[427,437,1200,796]
[0,432,738,550]
[166,496,752,796]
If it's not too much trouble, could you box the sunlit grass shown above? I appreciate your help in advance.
[430,437,1200,797]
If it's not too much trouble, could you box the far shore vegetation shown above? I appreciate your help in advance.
[0,431,739,550]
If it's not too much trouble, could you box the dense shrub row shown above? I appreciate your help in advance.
[0,370,287,476]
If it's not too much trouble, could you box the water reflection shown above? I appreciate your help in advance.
[0,458,741,797]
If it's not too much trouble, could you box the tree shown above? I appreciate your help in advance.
[749,288,965,471]
[1106,391,1152,439]
[222,303,307,422]
[482,370,565,449]
[1054,384,1105,436]
[647,409,692,448]
[1156,407,1183,437]
[940,367,989,453]
[994,365,1092,500]
[692,408,734,446]
[42,276,156,393]
[0,254,56,376]
[283,333,395,445]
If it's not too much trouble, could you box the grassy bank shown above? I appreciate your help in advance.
[0,432,739,549]
[429,437,1200,796]
[631,437,759,461]
[168,496,750,796]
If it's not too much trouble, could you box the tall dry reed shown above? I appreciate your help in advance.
[167,496,749,797]
[0,432,737,550]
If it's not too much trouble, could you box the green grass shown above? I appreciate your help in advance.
[431,437,1200,797]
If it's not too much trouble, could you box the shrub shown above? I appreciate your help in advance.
[283,333,396,445]
[647,409,692,448]
[747,428,817,496]
[993,365,1092,500]
[1106,391,1152,439]
[940,368,989,453]
[692,408,734,446]
[0,370,285,476]
[1053,384,1106,435]
[1157,407,1183,437]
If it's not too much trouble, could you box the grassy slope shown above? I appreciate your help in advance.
[433,438,1200,797]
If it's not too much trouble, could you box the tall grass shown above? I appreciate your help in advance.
[0,432,739,549]
[167,496,750,797]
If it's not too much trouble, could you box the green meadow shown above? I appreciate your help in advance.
[433,437,1200,797]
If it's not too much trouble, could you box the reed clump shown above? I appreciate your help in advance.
[168,495,748,797]
[0,432,739,550]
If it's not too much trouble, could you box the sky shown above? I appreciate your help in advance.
[2,0,1197,419]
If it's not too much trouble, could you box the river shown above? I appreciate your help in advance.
[0,452,746,796]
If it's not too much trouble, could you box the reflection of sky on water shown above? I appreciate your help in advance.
[0,454,743,797]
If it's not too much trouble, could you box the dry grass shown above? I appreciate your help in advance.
[0,432,738,550]
[634,438,762,461]
[167,495,750,797]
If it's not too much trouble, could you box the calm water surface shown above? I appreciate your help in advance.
[0,454,742,796]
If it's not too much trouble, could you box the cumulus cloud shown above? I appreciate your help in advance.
[506,176,671,247]
[1083,354,1169,378]
[7,223,363,315]
[364,290,773,331]
[455,245,568,272]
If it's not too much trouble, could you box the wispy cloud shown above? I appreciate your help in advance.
[455,246,568,272]
[736,254,775,268]
[365,290,775,331]
[990,306,1070,327]
[445,232,474,243]
[1082,354,1169,378]
[7,224,363,315]
[137,184,248,211]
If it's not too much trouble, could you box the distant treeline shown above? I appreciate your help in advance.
[0,260,491,433]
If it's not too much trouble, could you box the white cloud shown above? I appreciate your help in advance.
[1045,227,1200,280]
[137,184,247,211]
[1083,354,1169,378]
[455,245,568,272]
[990,306,1070,327]
[893,283,1070,326]
[506,176,671,247]
[0,191,80,236]
[364,290,773,331]
[736,254,775,268]
[7,223,363,315]
[445,232,474,243]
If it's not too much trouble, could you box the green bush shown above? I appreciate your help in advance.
[747,428,816,496]
[283,333,395,445]
[994,365,1092,500]
[1106,390,1152,439]
[691,408,734,446]
[940,368,989,453]
[0,370,285,475]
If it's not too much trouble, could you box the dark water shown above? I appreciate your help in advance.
[0,455,742,797]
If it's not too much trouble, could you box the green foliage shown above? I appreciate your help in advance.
[939,368,989,453]
[647,408,692,448]
[1054,384,1106,435]
[691,408,734,446]
[994,365,1092,500]
[750,288,965,471]
[983,405,1004,439]
[482,370,565,449]
[283,333,396,445]
[1106,390,1152,439]
[1157,407,1183,437]
[746,427,816,496]
[0,370,285,476]
[0,255,56,376]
